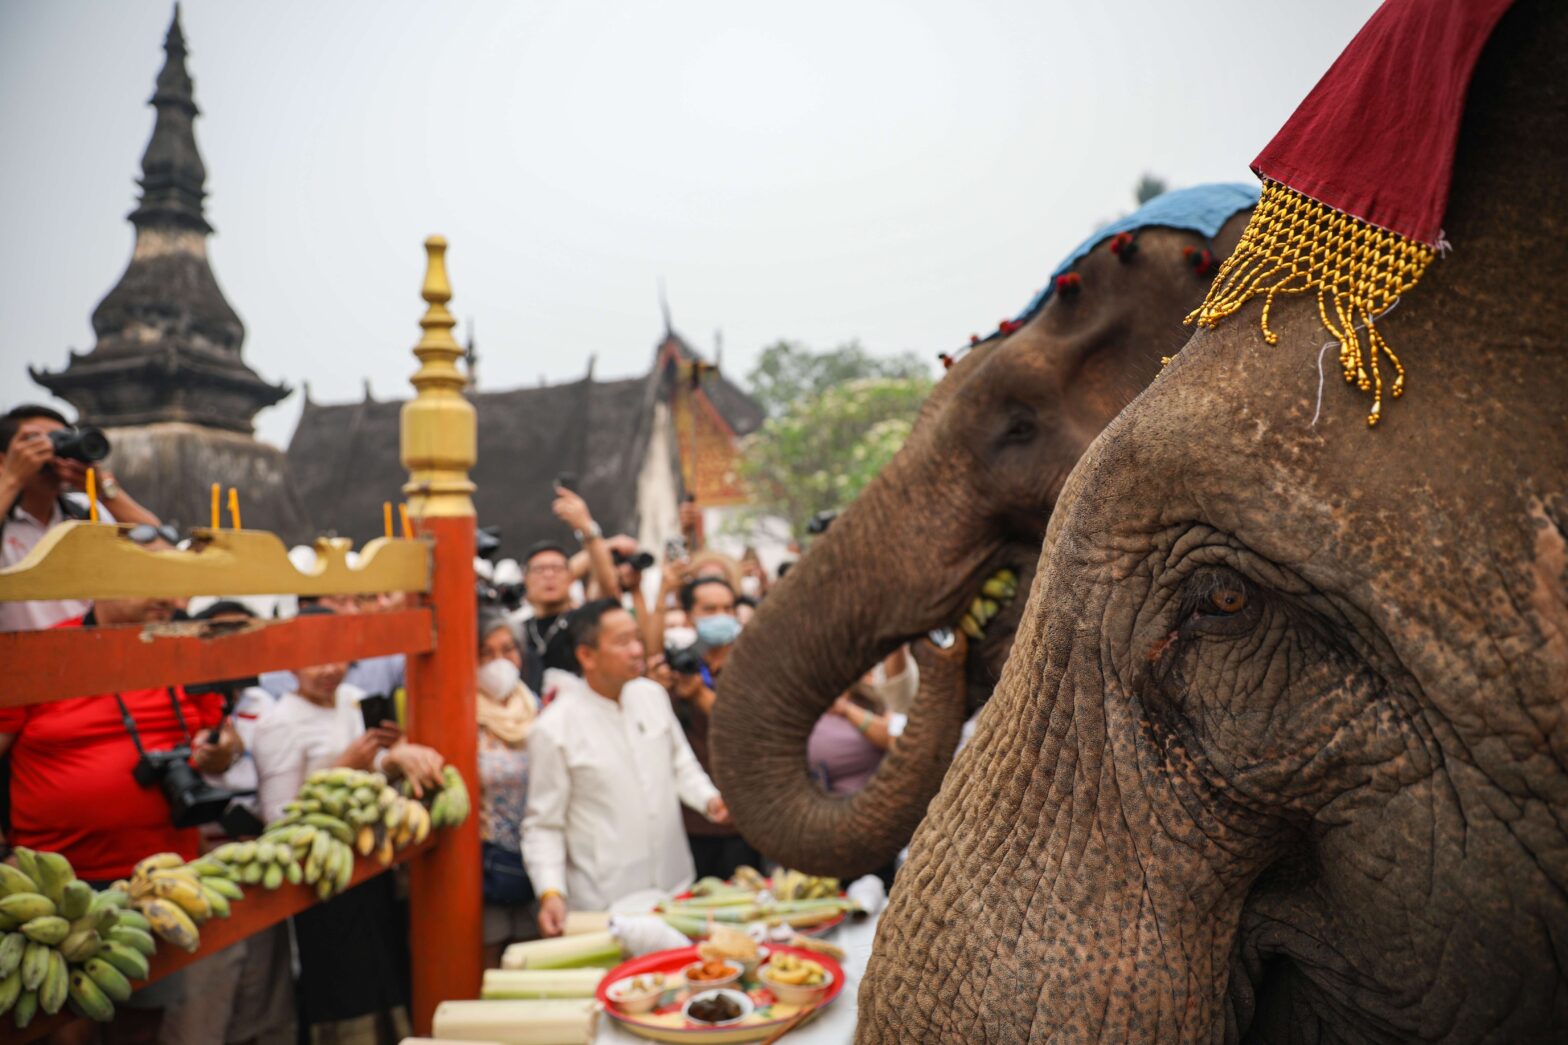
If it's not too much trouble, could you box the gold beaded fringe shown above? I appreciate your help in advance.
[1185,180,1436,426]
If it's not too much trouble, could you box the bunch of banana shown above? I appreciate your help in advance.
[427,765,472,829]
[959,567,1020,640]
[207,835,303,892]
[769,869,840,902]
[118,852,234,957]
[0,847,151,1027]
[270,767,422,878]
[253,819,357,901]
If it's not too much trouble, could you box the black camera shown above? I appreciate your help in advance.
[805,509,838,535]
[48,425,111,463]
[666,643,704,676]
[476,525,503,562]
[613,548,656,571]
[132,749,238,828]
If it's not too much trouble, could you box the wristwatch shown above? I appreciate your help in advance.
[574,521,603,543]
[98,475,122,501]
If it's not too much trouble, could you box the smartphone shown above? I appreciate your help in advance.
[358,694,396,732]
[664,536,688,561]
[556,472,579,493]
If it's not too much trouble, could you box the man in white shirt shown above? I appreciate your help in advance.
[523,599,729,936]
[0,404,162,632]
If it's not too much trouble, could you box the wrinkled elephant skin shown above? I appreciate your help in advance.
[861,2,1568,1040]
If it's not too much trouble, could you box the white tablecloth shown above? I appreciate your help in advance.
[593,895,878,1044]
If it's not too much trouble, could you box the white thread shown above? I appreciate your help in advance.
[1309,298,1401,429]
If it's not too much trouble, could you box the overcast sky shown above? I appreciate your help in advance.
[1,0,1380,450]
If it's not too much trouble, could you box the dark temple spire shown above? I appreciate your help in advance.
[30,5,289,433]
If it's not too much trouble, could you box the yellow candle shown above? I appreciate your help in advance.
[228,488,242,530]
[383,501,393,540]
[86,467,99,523]
[398,503,412,539]
[211,483,221,529]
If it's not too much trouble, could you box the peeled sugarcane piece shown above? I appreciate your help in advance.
[561,912,610,936]
[660,913,709,939]
[431,998,598,1044]
[499,931,621,971]
[479,968,606,999]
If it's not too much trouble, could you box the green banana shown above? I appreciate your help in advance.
[0,970,18,1016]
[262,864,283,891]
[20,915,70,946]
[59,927,102,963]
[107,925,157,957]
[12,987,37,1028]
[83,957,133,1004]
[91,887,131,911]
[200,884,231,918]
[285,861,303,886]
[0,893,56,922]
[59,880,94,921]
[0,934,24,979]
[113,909,151,932]
[302,814,353,844]
[68,968,116,1021]
[38,949,66,1015]
[203,875,244,901]
[98,941,151,981]
[20,941,48,991]
[240,861,264,885]
[11,849,41,891]
[255,841,278,865]
[0,866,37,898]
[35,852,76,909]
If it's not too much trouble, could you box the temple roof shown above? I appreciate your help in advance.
[31,5,288,434]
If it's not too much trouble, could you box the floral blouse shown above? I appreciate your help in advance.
[478,726,529,852]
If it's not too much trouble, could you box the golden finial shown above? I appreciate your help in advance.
[401,236,476,518]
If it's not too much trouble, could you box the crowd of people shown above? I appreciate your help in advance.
[0,402,920,1044]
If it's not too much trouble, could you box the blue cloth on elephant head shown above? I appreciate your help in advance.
[1007,182,1261,327]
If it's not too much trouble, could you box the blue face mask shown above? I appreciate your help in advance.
[695,613,742,649]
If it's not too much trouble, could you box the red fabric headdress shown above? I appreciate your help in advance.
[1188,0,1515,426]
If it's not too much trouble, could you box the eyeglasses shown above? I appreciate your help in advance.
[126,524,181,546]
[527,563,569,577]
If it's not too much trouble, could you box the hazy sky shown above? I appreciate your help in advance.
[1,0,1381,450]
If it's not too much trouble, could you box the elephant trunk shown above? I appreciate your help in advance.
[711,473,979,877]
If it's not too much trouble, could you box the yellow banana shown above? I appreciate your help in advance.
[150,876,212,921]
[132,852,185,878]
[355,826,375,857]
[138,898,200,952]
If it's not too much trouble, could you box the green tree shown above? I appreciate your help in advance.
[1135,173,1169,205]
[737,374,932,537]
[746,339,929,418]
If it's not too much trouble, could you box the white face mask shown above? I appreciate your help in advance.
[664,626,699,651]
[477,657,521,700]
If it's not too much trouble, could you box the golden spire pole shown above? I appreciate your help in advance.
[399,236,481,1031]
[401,235,476,518]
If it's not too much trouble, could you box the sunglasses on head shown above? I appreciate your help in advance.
[126,523,181,546]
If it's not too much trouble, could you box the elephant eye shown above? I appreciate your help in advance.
[1000,411,1037,444]
[1208,587,1247,614]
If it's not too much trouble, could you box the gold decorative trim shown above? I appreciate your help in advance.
[1185,179,1436,426]
[401,235,476,518]
[0,523,430,603]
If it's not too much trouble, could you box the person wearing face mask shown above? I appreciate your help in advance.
[475,610,540,965]
[666,577,760,879]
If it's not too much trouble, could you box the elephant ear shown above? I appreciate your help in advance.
[1188,0,1517,428]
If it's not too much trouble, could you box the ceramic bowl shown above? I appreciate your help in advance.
[681,958,743,991]
[605,973,665,1015]
[760,962,834,1006]
[682,987,754,1027]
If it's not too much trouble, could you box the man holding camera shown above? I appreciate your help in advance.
[0,404,162,631]
[0,596,243,878]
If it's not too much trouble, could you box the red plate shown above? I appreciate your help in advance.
[596,944,844,1043]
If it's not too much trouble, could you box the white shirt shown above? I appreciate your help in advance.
[522,675,720,910]
[202,685,276,816]
[0,495,113,632]
[249,685,368,823]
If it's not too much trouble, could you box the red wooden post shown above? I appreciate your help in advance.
[400,236,482,1032]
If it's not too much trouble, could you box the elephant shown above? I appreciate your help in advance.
[859,0,1568,1039]
[713,185,1258,878]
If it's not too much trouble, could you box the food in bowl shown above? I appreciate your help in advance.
[761,953,833,1005]
[698,925,766,975]
[682,958,743,990]
[606,972,666,1014]
[683,988,752,1026]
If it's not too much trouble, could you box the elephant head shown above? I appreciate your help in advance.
[860,0,1568,1038]
[713,187,1256,876]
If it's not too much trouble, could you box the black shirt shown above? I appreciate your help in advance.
[523,612,577,692]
